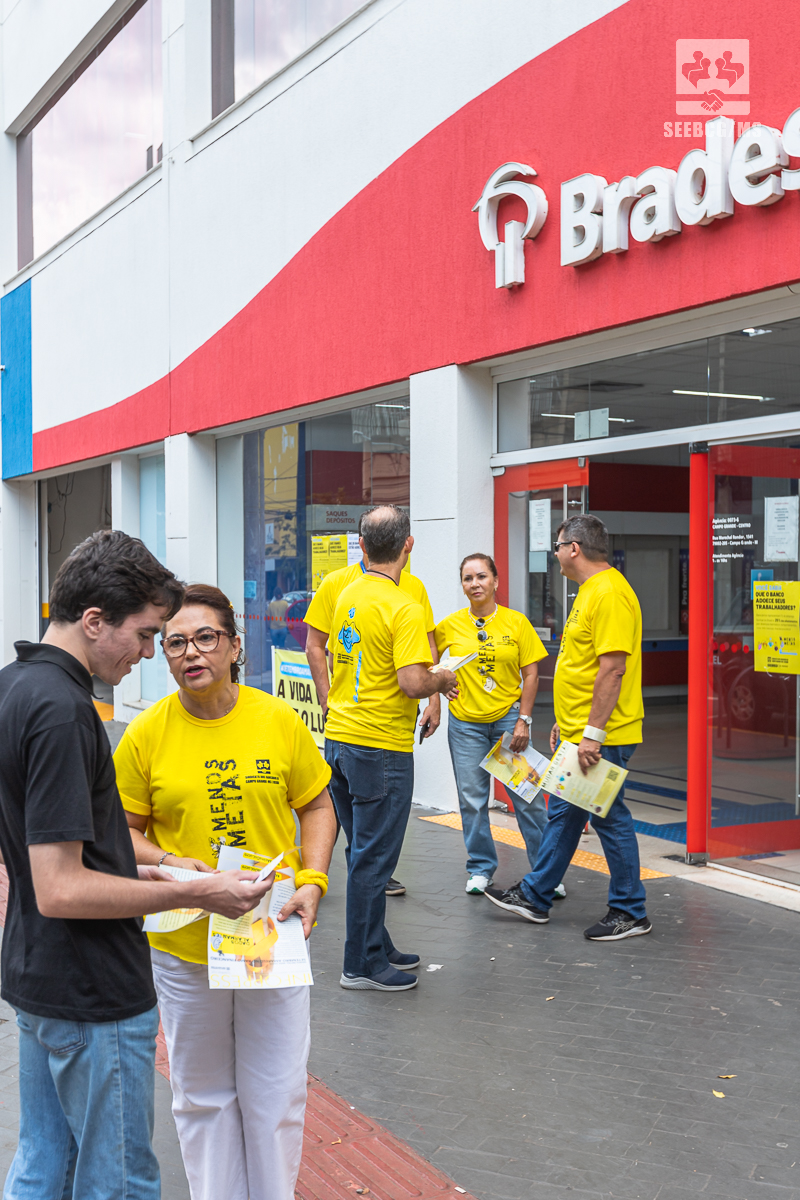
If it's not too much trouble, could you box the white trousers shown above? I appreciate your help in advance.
[151,948,310,1200]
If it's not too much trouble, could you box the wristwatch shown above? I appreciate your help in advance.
[517,714,533,727]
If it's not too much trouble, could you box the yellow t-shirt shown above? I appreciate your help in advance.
[435,606,548,723]
[305,561,435,634]
[114,686,331,964]
[324,573,432,752]
[554,567,643,745]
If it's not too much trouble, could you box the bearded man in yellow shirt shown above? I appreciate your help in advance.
[305,508,440,898]
[486,514,651,942]
[324,506,458,991]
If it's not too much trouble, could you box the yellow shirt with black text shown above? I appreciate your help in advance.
[324,574,432,752]
[114,686,331,965]
[554,567,643,745]
[305,561,435,634]
[435,606,547,723]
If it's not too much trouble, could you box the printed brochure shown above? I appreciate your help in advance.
[142,864,208,933]
[430,651,479,673]
[208,846,313,990]
[538,741,627,818]
[479,732,551,804]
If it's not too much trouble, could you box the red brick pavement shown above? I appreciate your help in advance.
[0,867,477,1200]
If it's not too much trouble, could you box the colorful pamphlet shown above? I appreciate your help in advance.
[538,741,628,818]
[207,846,313,990]
[479,732,551,804]
[430,651,479,673]
[142,864,208,933]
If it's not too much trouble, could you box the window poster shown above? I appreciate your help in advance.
[529,498,551,554]
[310,533,361,591]
[764,495,799,562]
[753,580,800,675]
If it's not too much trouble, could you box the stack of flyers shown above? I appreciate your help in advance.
[479,732,550,804]
[207,846,313,990]
[142,864,209,934]
[538,742,627,818]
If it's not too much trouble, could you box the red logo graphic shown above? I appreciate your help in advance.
[676,40,749,116]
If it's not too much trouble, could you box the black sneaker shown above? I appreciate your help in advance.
[340,966,418,991]
[484,883,549,923]
[584,909,652,941]
[385,877,406,896]
[388,949,420,969]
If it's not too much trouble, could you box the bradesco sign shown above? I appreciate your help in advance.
[474,110,800,289]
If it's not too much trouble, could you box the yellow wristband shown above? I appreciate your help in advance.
[294,869,328,897]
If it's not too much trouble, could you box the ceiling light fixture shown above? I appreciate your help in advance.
[673,389,775,402]
[540,413,634,423]
[741,328,772,337]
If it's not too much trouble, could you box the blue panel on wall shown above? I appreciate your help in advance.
[1,280,32,479]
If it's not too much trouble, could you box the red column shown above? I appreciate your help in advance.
[686,445,710,861]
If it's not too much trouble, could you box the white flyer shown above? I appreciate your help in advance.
[529,498,551,554]
[764,495,799,562]
[142,864,208,934]
[207,846,313,990]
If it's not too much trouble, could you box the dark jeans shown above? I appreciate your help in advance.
[520,743,647,919]
[324,739,414,976]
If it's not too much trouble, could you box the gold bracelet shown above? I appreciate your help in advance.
[295,869,328,896]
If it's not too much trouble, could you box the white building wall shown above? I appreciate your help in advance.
[5,0,627,438]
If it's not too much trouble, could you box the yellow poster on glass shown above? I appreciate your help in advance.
[310,535,348,591]
[753,580,800,674]
[271,647,327,748]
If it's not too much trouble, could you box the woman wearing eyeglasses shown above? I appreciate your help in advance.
[113,584,337,1200]
[435,554,552,896]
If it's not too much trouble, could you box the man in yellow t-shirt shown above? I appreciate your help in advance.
[305,509,440,899]
[324,506,458,993]
[486,514,651,943]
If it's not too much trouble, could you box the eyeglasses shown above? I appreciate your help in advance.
[553,540,583,553]
[161,629,232,658]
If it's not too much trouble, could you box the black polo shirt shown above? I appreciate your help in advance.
[0,642,156,1022]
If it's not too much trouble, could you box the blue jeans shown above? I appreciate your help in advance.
[4,1005,160,1200]
[447,709,547,878]
[325,739,414,977]
[520,744,647,919]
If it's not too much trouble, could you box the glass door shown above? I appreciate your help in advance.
[709,444,800,866]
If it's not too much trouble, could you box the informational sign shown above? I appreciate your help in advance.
[271,647,326,747]
[711,514,761,563]
[764,496,799,563]
[753,581,800,675]
[310,533,361,591]
[529,498,551,553]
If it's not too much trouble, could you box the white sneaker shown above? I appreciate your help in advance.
[553,883,567,899]
[466,874,492,894]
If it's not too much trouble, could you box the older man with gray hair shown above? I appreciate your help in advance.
[324,505,458,991]
[486,513,651,941]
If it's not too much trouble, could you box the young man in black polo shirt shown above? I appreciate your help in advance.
[0,530,272,1200]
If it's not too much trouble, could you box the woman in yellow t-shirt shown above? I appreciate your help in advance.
[114,584,336,1200]
[435,554,552,897]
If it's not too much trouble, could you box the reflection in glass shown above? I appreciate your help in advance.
[238,399,410,691]
[30,0,162,259]
[234,0,363,99]
[497,318,800,453]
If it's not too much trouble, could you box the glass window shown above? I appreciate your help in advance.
[220,399,410,692]
[20,0,162,265]
[233,0,365,100]
[497,320,800,453]
[139,453,170,703]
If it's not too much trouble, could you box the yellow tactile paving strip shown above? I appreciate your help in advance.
[419,812,670,879]
[93,700,114,722]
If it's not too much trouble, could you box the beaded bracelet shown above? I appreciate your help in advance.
[294,869,328,896]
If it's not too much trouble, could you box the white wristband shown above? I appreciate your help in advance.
[583,725,607,744]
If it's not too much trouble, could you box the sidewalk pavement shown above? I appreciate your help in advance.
[1,809,800,1200]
